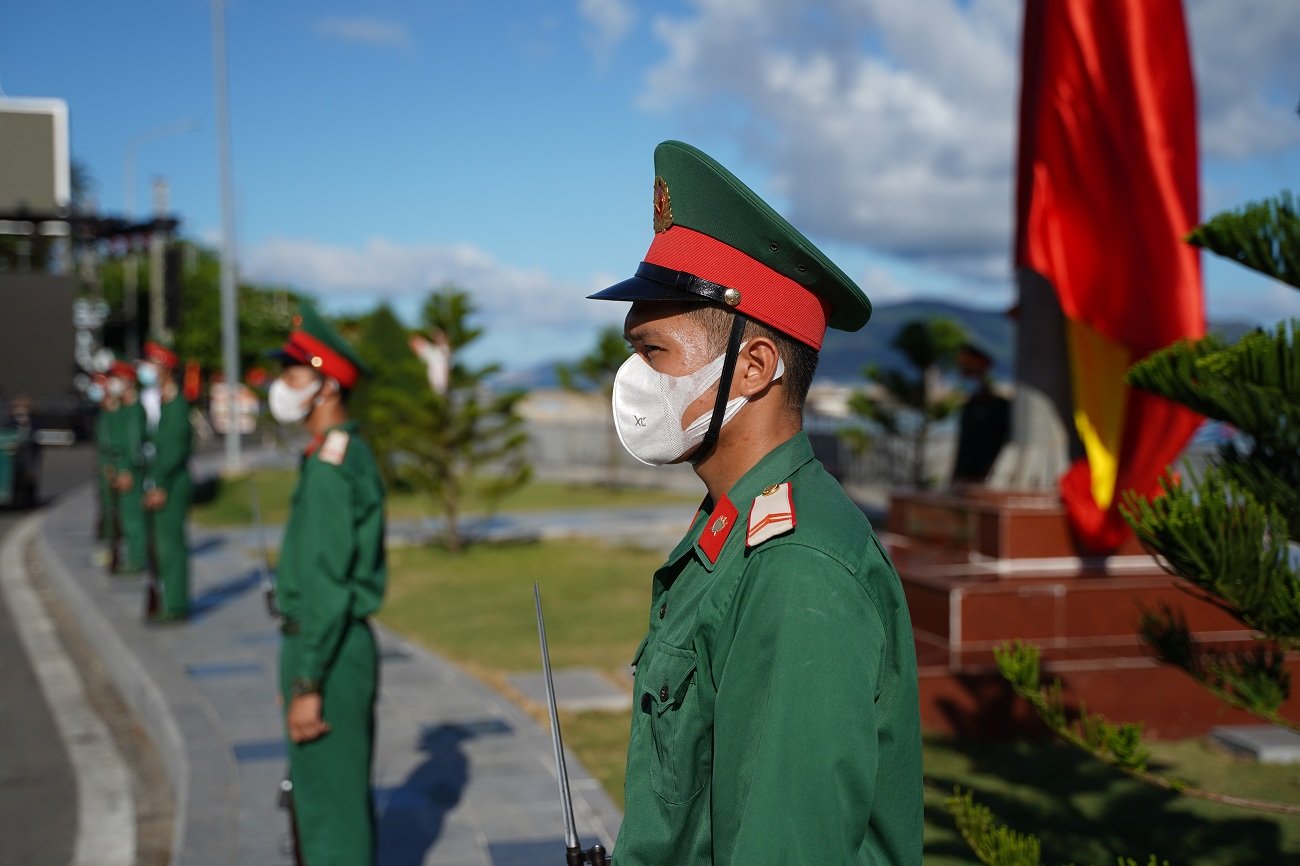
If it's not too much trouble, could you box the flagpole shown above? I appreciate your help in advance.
[212,0,242,474]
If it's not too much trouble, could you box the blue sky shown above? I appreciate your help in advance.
[4,0,1300,371]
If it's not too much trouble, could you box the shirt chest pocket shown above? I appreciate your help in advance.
[639,641,711,805]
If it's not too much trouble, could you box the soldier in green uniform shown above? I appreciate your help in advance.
[89,372,116,544]
[108,360,149,574]
[588,141,923,865]
[141,341,194,622]
[269,303,386,866]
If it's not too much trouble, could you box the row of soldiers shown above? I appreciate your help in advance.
[91,340,193,623]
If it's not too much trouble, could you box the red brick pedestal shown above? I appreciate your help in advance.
[884,488,1297,738]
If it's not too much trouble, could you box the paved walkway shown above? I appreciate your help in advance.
[37,482,624,866]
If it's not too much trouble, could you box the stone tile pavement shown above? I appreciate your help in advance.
[37,483,624,866]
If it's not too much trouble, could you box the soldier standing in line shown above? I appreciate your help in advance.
[108,359,150,575]
[268,302,386,866]
[587,141,923,865]
[140,341,194,623]
[88,372,116,547]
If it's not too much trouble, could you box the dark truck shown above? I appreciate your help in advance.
[0,273,83,507]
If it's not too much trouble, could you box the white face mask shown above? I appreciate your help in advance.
[268,377,323,425]
[137,363,159,387]
[611,343,783,466]
[107,378,126,397]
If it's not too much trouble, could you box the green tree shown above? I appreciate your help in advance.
[844,316,966,488]
[555,325,628,489]
[950,193,1300,863]
[383,285,531,553]
[96,241,297,379]
[349,303,428,491]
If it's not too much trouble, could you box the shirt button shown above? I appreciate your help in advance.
[658,603,667,619]
[659,684,670,702]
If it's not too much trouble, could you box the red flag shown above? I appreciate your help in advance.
[1015,0,1205,552]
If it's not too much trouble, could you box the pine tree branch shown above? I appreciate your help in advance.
[1120,467,1300,639]
[1139,604,1298,731]
[1125,322,1300,445]
[945,788,1045,866]
[1187,191,1300,289]
[995,642,1300,818]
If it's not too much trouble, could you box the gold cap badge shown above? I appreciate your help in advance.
[653,176,673,233]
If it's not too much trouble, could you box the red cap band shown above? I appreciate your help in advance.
[143,341,179,369]
[283,330,360,389]
[110,361,137,381]
[642,226,829,349]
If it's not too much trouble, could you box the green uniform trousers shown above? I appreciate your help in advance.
[152,473,191,617]
[119,476,148,573]
[280,619,378,866]
[98,465,115,541]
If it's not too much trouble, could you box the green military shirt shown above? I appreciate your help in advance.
[109,401,147,475]
[615,432,922,866]
[145,395,192,490]
[96,406,116,469]
[276,421,387,687]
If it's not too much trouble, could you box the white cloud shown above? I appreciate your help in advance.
[1186,1,1300,160]
[242,236,615,331]
[637,0,1300,281]
[313,16,413,52]
[640,0,1020,268]
[578,0,637,67]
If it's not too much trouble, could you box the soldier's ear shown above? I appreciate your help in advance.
[737,336,782,397]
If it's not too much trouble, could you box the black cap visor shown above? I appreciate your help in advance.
[588,262,735,307]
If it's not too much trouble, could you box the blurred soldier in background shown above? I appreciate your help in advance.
[950,341,1011,486]
[88,372,115,547]
[141,341,193,623]
[108,359,149,575]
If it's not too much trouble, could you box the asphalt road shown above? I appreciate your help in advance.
[0,442,96,866]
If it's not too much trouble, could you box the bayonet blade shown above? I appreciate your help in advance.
[534,582,581,853]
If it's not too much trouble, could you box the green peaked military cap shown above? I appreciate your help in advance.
[588,140,871,349]
[275,300,371,388]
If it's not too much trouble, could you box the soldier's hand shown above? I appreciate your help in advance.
[144,489,167,510]
[114,470,134,491]
[287,694,331,743]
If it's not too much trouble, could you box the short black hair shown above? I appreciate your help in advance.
[684,304,819,413]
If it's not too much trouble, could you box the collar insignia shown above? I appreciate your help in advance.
[699,495,737,564]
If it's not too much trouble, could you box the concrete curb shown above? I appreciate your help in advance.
[37,488,239,866]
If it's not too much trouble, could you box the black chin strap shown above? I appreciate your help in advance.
[691,315,747,466]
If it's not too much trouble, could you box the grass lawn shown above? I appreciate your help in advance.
[191,466,699,528]
[376,537,1300,865]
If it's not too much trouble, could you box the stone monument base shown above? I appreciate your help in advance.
[883,487,1300,738]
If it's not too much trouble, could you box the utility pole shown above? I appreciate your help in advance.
[123,118,196,357]
[149,176,169,342]
[212,0,242,474]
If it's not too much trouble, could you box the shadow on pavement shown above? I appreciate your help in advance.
[189,568,264,620]
[375,719,510,865]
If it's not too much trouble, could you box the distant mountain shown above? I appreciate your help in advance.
[500,299,1261,389]
[817,299,1014,383]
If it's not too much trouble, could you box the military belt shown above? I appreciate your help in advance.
[279,616,368,636]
